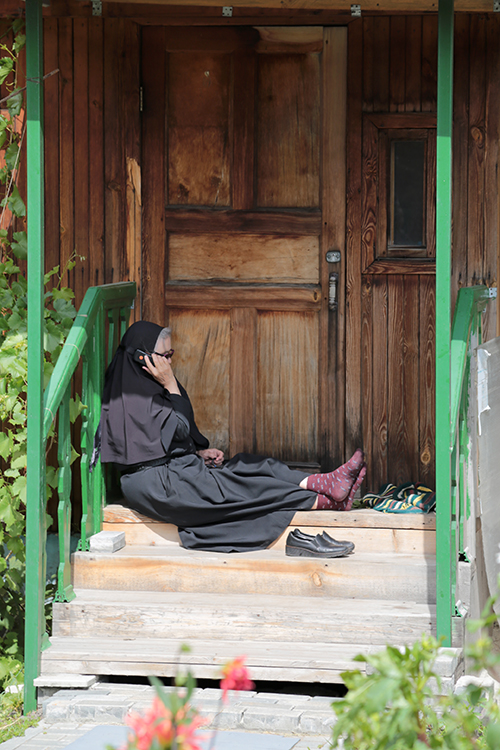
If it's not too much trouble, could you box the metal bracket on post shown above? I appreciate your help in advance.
[351,4,362,16]
[92,0,102,16]
[222,6,233,16]
[494,1,500,11]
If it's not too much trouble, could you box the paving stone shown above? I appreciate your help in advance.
[298,709,336,735]
[206,706,245,730]
[241,706,301,733]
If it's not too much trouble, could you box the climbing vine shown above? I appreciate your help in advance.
[0,19,79,690]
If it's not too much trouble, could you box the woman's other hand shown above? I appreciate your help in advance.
[197,448,224,466]
[143,353,181,395]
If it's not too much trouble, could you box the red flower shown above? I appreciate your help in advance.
[123,697,206,750]
[220,656,255,703]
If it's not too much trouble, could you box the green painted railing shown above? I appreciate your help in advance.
[435,285,496,643]
[24,282,136,710]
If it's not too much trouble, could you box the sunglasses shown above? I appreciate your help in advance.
[153,349,174,359]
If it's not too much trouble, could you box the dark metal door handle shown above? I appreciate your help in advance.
[329,272,338,312]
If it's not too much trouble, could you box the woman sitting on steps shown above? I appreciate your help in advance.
[98,321,366,554]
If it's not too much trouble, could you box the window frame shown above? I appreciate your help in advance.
[362,113,437,275]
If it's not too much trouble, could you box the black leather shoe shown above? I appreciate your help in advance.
[285,529,353,558]
[320,531,355,553]
[292,528,355,555]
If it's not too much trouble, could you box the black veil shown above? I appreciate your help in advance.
[100,321,177,466]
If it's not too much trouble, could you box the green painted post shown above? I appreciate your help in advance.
[435,0,454,646]
[24,0,46,714]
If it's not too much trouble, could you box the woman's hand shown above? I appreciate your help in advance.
[143,353,181,395]
[197,448,224,466]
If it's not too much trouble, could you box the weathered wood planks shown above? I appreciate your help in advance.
[38,13,499,498]
[72,545,436,602]
[53,590,435,643]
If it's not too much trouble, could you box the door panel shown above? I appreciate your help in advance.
[256,312,319,461]
[168,234,320,283]
[168,51,232,206]
[256,54,321,207]
[142,26,347,466]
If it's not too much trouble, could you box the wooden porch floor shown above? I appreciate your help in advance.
[40,507,439,685]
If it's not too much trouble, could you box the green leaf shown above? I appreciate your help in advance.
[69,395,86,423]
[0,57,14,85]
[44,266,60,285]
[486,722,500,750]
[13,34,26,53]
[11,231,27,261]
[6,91,23,117]
[7,185,26,217]
[70,446,80,465]
[46,466,59,489]
[4,142,20,171]
[0,431,11,460]
[11,475,26,504]
[52,287,75,302]
[12,18,24,33]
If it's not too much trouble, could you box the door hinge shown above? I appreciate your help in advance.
[139,86,144,113]
[92,0,102,16]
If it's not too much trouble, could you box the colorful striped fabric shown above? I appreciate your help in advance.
[360,482,436,514]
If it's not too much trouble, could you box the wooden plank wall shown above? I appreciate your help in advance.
[34,13,499,492]
[347,14,499,493]
[42,17,140,310]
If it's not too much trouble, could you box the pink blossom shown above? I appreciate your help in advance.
[220,656,255,703]
[123,696,206,750]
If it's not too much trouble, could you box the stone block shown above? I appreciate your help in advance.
[89,530,126,553]
[241,705,301,733]
[34,674,98,689]
[298,709,336,735]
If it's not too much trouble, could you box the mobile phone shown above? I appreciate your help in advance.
[133,349,151,365]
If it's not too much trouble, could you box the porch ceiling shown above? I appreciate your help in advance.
[98,0,493,13]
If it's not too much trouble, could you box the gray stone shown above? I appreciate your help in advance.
[34,675,97,689]
[298,710,336,735]
[207,706,245,730]
[89,531,126,553]
[433,648,463,677]
[241,706,301,733]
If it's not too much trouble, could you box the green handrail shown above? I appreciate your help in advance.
[436,284,495,643]
[24,281,136,712]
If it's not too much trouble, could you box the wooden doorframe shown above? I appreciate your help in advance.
[321,26,347,468]
[141,24,349,468]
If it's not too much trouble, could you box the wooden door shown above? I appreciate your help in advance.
[142,26,347,467]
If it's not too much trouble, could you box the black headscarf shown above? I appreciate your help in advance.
[100,321,179,466]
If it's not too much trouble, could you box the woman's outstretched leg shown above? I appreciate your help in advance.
[315,464,367,511]
[300,450,366,509]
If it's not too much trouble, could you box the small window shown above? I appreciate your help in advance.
[362,114,436,273]
[390,140,426,249]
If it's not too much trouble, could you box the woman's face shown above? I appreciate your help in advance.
[155,336,173,360]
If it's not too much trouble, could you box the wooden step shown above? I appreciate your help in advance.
[103,505,436,555]
[53,589,435,645]
[72,546,436,603]
[41,635,388,683]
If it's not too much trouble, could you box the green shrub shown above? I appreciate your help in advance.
[0,258,79,688]
[332,600,500,750]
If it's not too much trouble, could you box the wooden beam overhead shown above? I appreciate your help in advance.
[97,0,494,13]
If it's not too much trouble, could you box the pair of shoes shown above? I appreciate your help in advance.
[285,528,354,558]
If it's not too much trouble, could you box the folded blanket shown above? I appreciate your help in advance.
[360,482,436,513]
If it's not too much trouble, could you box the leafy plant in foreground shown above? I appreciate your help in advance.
[331,596,500,750]
[0,258,81,689]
